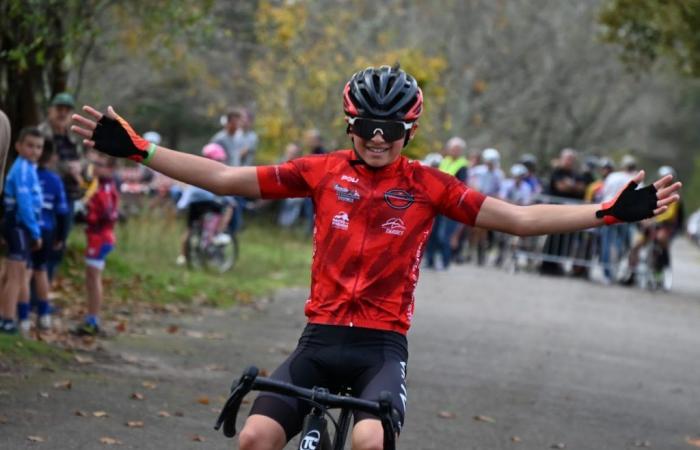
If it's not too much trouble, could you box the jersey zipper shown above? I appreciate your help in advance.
[348,170,377,327]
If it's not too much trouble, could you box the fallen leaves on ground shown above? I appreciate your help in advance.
[174,411,184,417]
[39,392,49,398]
[93,411,109,418]
[197,396,210,405]
[184,330,204,339]
[75,410,88,417]
[99,436,122,445]
[130,392,144,401]
[204,364,226,371]
[166,325,179,334]
[74,355,94,364]
[157,411,170,417]
[473,415,495,423]
[191,434,206,442]
[511,436,522,443]
[115,321,128,333]
[437,411,456,419]
[53,380,72,390]
[27,435,45,442]
[141,381,157,390]
[126,421,144,428]
[0,415,8,424]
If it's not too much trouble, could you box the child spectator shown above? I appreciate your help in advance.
[32,142,70,330]
[0,127,43,334]
[73,151,119,336]
[175,143,234,265]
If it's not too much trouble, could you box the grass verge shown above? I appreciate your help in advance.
[61,201,312,307]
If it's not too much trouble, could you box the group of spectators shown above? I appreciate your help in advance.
[419,140,683,284]
[1,93,119,336]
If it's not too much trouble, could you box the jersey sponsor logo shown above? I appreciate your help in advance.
[334,184,360,203]
[331,211,349,230]
[384,189,414,210]
[381,218,406,236]
[341,174,359,183]
[300,430,320,450]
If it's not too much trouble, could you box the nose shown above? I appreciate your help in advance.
[370,130,387,143]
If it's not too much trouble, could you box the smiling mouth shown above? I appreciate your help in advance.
[366,146,389,154]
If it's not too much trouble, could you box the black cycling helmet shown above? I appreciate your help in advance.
[343,65,423,122]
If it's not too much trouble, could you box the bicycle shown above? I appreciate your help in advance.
[214,366,399,450]
[185,209,238,273]
[616,222,672,291]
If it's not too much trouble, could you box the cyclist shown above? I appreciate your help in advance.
[175,143,235,265]
[71,65,681,450]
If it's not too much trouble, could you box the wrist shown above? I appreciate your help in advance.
[143,143,157,165]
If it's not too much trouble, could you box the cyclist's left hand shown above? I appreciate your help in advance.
[597,170,681,225]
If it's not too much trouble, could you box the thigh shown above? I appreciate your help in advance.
[3,225,31,263]
[249,346,330,442]
[352,351,408,433]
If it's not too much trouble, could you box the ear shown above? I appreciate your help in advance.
[408,122,419,140]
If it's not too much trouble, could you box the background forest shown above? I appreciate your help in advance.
[2,0,699,208]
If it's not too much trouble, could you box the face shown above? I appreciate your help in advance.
[48,105,73,129]
[226,115,240,133]
[350,125,416,168]
[15,135,44,162]
[90,153,114,178]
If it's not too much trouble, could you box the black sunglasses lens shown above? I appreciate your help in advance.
[353,119,406,141]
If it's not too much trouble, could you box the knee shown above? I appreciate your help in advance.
[238,416,285,450]
[352,420,384,450]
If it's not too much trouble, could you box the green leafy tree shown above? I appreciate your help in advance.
[599,0,700,76]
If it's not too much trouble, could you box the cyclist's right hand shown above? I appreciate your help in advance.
[71,106,152,163]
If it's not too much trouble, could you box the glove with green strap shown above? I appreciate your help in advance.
[92,110,155,164]
[596,181,657,225]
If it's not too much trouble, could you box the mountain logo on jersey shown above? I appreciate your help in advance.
[381,217,406,236]
[334,184,360,203]
[331,211,349,230]
[384,189,414,210]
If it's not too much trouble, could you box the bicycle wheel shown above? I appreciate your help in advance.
[185,225,205,270]
[203,233,239,273]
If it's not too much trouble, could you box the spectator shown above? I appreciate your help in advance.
[500,163,533,206]
[519,153,542,195]
[277,143,311,228]
[175,143,235,265]
[466,148,504,265]
[304,128,327,155]
[212,108,246,167]
[72,151,120,337]
[235,109,259,166]
[32,142,70,330]
[547,148,586,199]
[425,137,468,270]
[38,92,83,280]
[585,158,615,203]
[599,155,637,282]
[0,127,44,334]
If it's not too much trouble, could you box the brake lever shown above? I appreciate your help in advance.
[214,366,259,437]
[378,391,397,450]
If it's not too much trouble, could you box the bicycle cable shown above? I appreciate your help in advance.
[299,398,341,431]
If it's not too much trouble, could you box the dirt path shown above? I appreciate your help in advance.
[1,239,699,449]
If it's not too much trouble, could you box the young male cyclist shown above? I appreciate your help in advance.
[71,65,681,450]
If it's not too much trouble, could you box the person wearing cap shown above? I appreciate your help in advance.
[38,92,83,280]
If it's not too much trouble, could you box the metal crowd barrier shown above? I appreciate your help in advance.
[502,194,629,279]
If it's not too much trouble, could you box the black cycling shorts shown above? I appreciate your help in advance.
[187,201,223,227]
[249,323,408,442]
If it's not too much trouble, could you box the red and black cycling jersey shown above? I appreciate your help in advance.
[257,150,486,335]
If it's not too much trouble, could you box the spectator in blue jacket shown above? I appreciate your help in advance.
[0,127,44,334]
[31,142,69,330]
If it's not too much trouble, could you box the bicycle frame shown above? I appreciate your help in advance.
[214,366,398,450]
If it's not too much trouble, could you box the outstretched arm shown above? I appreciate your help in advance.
[71,106,261,198]
[475,171,681,236]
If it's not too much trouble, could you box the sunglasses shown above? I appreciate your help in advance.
[347,117,413,142]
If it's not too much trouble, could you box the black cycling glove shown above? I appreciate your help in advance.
[596,181,657,225]
[92,112,152,163]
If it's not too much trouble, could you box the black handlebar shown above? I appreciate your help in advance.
[214,366,398,450]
